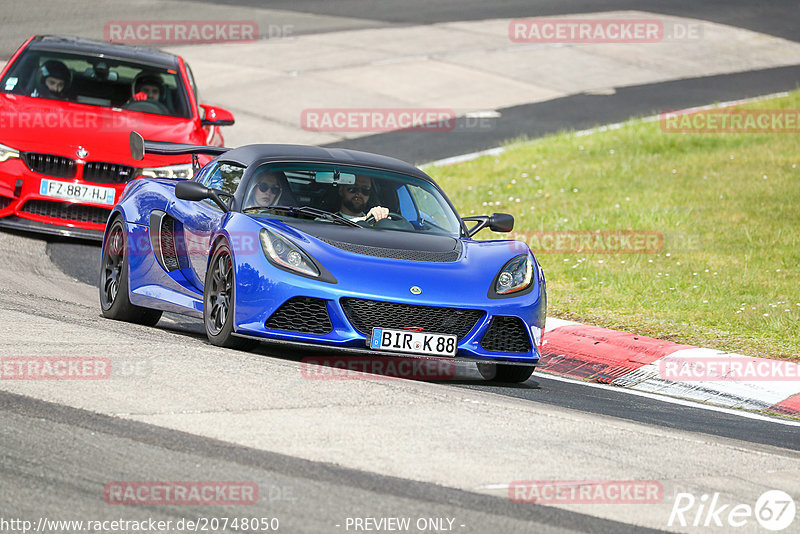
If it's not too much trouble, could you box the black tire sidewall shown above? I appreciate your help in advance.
[100,219,132,316]
[99,218,162,326]
[204,242,237,346]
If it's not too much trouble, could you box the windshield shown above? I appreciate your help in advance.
[0,49,191,118]
[242,163,464,238]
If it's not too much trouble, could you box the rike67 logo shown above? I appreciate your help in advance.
[669,490,796,531]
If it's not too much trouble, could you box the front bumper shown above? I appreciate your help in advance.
[0,214,104,241]
[0,158,122,240]
[232,332,540,366]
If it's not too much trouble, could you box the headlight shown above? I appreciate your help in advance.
[0,142,20,163]
[495,253,533,295]
[140,163,193,179]
[260,228,320,278]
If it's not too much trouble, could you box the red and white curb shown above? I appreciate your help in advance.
[541,318,800,417]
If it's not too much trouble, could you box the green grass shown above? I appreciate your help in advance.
[427,91,800,360]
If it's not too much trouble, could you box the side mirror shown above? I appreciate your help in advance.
[200,104,235,127]
[488,212,514,233]
[462,212,514,237]
[175,180,230,212]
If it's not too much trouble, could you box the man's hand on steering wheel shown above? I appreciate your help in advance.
[361,206,389,224]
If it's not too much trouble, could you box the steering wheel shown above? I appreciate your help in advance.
[364,211,404,224]
[364,211,415,230]
[122,99,170,115]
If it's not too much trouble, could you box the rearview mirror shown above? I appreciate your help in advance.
[315,171,356,184]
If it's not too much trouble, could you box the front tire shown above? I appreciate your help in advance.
[477,363,535,383]
[204,242,257,350]
[99,218,162,326]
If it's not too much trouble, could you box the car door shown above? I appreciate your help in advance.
[168,161,245,291]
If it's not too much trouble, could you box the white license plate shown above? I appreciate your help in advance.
[369,328,457,357]
[40,179,116,206]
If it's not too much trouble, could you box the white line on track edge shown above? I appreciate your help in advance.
[537,372,800,427]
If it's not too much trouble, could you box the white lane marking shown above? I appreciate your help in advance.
[617,347,800,409]
[544,317,581,332]
[537,372,800,427]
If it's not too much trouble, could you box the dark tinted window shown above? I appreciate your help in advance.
[0,50,191,118]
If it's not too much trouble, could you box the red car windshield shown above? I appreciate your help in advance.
[1,50,192,118]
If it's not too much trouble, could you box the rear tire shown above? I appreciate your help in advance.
[99,218,163,326]
[477,363,535,383]
[203,242,257,350]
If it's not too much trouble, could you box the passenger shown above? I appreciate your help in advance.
[245,170,291,209]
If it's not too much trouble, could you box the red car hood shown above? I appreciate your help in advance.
[0,93,199,167]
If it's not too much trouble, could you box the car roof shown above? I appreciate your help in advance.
[219,144,432,181]
[26,35,181,70]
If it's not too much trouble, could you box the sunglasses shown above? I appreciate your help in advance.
[257,183,281,194]
[345,186,372,196]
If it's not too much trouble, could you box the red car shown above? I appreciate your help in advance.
[0,35,234,240]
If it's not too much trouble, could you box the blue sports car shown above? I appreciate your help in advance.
[99,133,546,382]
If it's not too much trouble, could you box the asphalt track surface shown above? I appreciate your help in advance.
[188,0,800,42]
[4,2,800,532]
[2,391,664,534]
[41,0,800,451]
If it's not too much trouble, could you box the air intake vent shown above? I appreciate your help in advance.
[319,238,461,262]
[480,316,532,353]
[160,217,180,271]
[341,298,483,340]
[21,199,111,225]
[266,297,332,334]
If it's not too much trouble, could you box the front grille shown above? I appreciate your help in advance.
[266,297,332,334]
[480,316,532,353]
[0,196,12,210]
[83,161,136,184]
[319,238,461,262]
[23,153,76,179]
[21,199,111,225]
[341,298,484,340]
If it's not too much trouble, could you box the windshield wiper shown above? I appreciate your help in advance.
[243,205,360,227]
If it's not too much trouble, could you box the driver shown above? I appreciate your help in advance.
[131,71,163,102]
[33,60,71,100]
[337,175,388,222]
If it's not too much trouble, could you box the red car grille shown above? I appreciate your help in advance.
[23,153,76,179]
[83,161,136,184]
[21,199,111,225]
[0,196,12,210]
